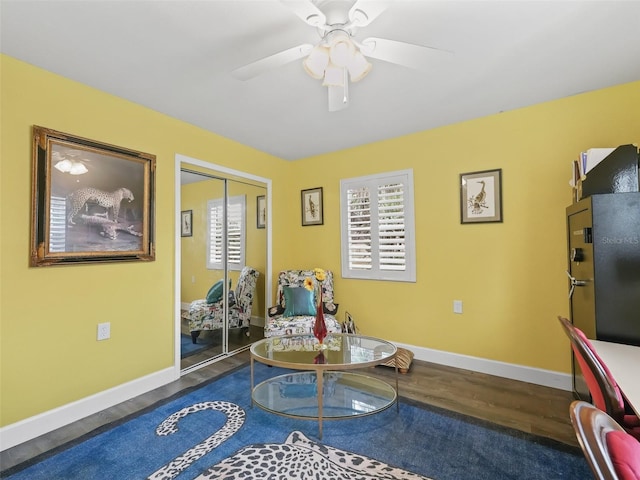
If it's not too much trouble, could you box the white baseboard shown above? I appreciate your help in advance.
[0,367,177,452]
[1,342,571,453]
[251,314,265,328]
[395,341,573,391]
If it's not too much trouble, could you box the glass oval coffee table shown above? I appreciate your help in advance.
[250,333,398,438]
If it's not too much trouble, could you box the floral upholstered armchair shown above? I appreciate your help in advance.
[265,269,342,338]
[187,266,259,344]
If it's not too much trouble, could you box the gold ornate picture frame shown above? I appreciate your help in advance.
[31,126,156,266]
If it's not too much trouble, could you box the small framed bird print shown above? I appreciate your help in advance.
[460,169,503,224]
[301,187,323,226]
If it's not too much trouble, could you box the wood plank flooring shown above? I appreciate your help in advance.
[0,351,579,472]
[180,325,263,370]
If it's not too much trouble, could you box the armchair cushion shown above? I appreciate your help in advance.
[206,279,224,304]
[265,313,342,337]
[283,287,316,317]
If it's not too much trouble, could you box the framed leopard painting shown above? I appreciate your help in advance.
[30,126,156,266]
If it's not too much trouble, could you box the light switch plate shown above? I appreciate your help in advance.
[453,300,463,314]
[97,322,111,341]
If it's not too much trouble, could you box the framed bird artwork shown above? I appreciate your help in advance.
[460,169,503,224]
[301,187,323,226]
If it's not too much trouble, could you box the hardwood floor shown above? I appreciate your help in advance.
[0,351,579,472]
[369,359,578,446]
[180,324,264,370]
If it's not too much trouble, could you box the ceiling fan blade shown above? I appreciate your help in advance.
[349,0,390,27]
[279,0,327,27]
[231,44,313,80]
[359,37,452,72]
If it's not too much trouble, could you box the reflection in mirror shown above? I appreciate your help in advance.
[179,167,267,371]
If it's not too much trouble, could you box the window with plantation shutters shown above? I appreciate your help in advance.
[49,195,67,252]
[340,170,416,282]
[207,195,246,271]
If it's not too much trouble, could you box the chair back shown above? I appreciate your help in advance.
[235,266,259,314]
[558,316,625,423]
[570,401,626,480]
[275,270,335,305]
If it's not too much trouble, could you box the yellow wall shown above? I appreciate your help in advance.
[0,55,286,426]
[2,52,639,429]
[180,178,267,317]
[276,80,639,372]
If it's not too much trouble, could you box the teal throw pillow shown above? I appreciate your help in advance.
[283,286,316,317]
[206,279,224,304]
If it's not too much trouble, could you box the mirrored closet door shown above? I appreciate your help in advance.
[178,160,268,372]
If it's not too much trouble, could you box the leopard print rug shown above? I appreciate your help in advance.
[147,401,429,480]
[196,430,431,480]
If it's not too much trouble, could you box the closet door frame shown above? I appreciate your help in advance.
[174,153,272,375]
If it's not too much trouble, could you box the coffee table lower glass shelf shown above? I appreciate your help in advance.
[250,333,399,438]
[252,371,396,434]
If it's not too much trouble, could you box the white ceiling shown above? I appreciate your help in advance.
[2,0,639,161]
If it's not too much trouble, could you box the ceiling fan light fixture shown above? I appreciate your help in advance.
[54,159,73,173]
[322,64,345,87]
[329,37,355,68]
[348,50,372,82]
[303,45,329,79]
[56,158,88,175]
[69,162,88,175]
[324,29,355,68]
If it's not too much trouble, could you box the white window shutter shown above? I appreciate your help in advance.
[377,182,406,271]
[346,186,372,271]
[341,170,415,282]
[207,195,246,271]
[49,195,66,252]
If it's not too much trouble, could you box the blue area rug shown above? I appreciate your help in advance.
[1,363,590,480]
[180,334,211,359]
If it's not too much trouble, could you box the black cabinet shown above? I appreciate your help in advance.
[566,192,640,399]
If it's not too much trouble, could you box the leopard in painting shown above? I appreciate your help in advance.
[78,214,142,240]
[67,187,134,225]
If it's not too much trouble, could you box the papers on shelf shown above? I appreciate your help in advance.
[583,148,616,175]
[569,147,615,192]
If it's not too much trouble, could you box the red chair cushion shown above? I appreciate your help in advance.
[625,425,640,442]
[606,430,640,480]
[624,415,640,428]
[574,328,625,411]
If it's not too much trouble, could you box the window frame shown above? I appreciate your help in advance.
[340,169,416,282]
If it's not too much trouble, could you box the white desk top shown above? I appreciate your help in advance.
[590,340,640,417]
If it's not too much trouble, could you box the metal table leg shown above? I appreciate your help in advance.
[316,368,324,439]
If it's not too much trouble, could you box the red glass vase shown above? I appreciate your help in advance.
[313,290,327,345]
[313,351,327,364]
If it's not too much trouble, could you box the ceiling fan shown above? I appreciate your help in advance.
[52,149,90,175]
[231,0,449,112]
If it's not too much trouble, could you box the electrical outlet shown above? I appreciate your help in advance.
[453,300,463,314]
[97,322,111,341]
